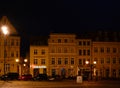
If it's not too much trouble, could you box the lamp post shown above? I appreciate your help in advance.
[1,25,9,79]
[23,59,28,74]
[15,58,19,74]
[85,60,96,80]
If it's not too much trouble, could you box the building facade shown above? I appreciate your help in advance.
[0,16,20,76]
[30,32,120,79]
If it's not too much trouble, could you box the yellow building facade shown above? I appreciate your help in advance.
[30,33,120,79]
[0,16,20,76]
[30,46,49,77]
[92,42,120,79]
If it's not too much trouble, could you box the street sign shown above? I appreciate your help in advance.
[76,76,82,83]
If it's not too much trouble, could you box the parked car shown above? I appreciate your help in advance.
[0,72,19,80]
[33,74,48,81]
[19,74,33,81]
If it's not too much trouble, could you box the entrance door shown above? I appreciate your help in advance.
[33,68,39,77]
[61,68,66,78]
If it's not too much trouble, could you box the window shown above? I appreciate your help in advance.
[94,47,98,53]
[100,47,104,53]
[51,58,55,64]
[58,47,61,53]
[64,39,68,43]
[79,50,82,55]
[41,49,45,55]
[6,64,10,72]
[34,49,38,55]
[11,39,14,46]
[64,58,68,64]
[87,41,90,46]
[58,39,61,43]
[83,41,86,46]
[79,41,82,45]
[119,69,120,77]
[94,58,98,62]
[41,59,45,65]
[16,40,19,46]
[71,58,74,64]
[64,47,68,53]
[113,48,117,53]
[16,51,18,57]
[87,50,90,55]
[58,58,61,64]
[106,58,110,64]
[11,52,14,57]
[106,48,110,53]
[101,58,104,64]
[34,59,38,64]
[119,58,120,64]
[79,59,82,65]
[113,58,116,64]
[83,50,86,55]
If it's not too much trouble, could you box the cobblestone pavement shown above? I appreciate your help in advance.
[0,80,120,88]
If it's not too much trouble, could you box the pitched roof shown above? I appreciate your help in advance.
[0,16,18,35]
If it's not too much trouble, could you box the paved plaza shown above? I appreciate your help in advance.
[0,80,120,88]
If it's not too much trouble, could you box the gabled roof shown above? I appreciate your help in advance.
[0,16,18,35]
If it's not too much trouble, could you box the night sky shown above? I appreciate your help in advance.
[0,0,119,56]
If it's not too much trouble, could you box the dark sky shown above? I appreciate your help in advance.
[0,0,119,56]
[0,0,118,36]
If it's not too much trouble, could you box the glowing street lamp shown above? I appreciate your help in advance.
[24,59,28,62]
[1,25,9,80]
[85,60,97,80]
[1,26,9,35]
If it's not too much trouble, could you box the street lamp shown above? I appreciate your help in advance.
[1,25,9,79]
[15,58,19,74]
[85,60,97,80]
